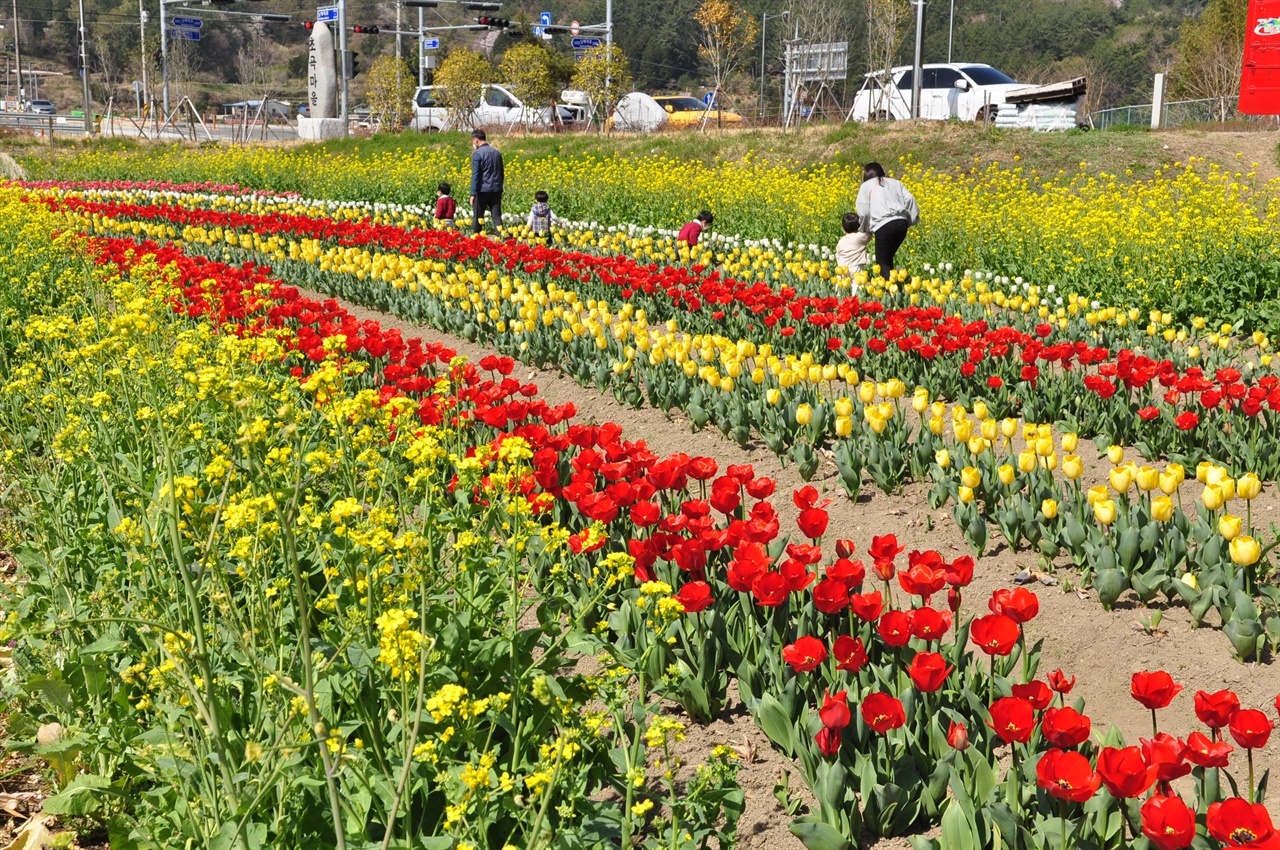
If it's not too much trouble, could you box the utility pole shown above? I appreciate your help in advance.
[11,0,20,102]
[78,0,92,131]
[338,0,348,133]
[603,0,612,118]
[759,10,787,119]
[139,0,149,119]
[911,0,925,119]
[417,6,424,86]
[947,0,955,63]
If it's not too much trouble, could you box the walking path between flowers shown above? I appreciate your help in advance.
[301,289,1280,846]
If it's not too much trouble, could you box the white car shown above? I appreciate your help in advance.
[410,84,573,132]
[848,63,1025,123]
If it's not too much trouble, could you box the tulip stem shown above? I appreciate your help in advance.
[1059,799,1067,850]
[1248,747,1256,804]
[1150,708,1158,738]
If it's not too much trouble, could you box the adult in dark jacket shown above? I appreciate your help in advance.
[470,129,505,234]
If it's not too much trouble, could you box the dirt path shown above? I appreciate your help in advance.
[306,290,1280,845]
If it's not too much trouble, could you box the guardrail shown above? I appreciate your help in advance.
[1089,96,1280,130]
[0,112,94,138]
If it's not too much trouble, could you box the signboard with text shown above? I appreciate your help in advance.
[1240,0,1280,113]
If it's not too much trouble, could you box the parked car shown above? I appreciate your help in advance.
[651,95,744,127]
[410,84,573,132]
[26,99,56,115]
[848,64,1025,123]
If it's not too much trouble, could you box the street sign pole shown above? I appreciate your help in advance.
[418,6,425,86]
[338,0,348,134]
[78,0,92,132]
[160,1,169,116]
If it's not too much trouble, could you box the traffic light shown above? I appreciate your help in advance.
[352,25,379,33]
[342,50,360,78]
[475,15,510,27]
[303,20,314,28]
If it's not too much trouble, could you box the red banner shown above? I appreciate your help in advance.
[1240,0,1280,113]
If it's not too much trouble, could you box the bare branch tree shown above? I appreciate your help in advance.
[865,0,910,120]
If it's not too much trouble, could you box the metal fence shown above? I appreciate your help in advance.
[0,113,93,138]
[1090,97,1280,130]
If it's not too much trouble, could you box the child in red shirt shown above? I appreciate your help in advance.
[677,210,714,247]
[435,182,457,229]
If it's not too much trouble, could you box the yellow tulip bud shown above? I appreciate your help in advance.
[1043,452,1058,471]
[935,449,951,469]
[1086,485,1109,505]
[1179,571,1198,590]
[1196,461,1213,484]
[766,388,782,406]
[1152,496,1174,523]
[1218,513,1242,541]
[835,397,853,418]
[1188,345,1200,359]
[1134,466,1159,492]
[973,401,989,421]
[958,485,975,504]
[1063,455,1084,480]
[1017,451,1038,474]
[1061,433,1078,453]
[1093,498,1117,526]
[858,381,876,404]
[1041,499,1058,519]
[961,467,981,489]
[1109,467,1133,494]
[751,368,765,385]
[1107,445,1125,464]
[1035,436,1054,458]
[912,388,930,413]
[954,420,973,442]
[1202,484,1225,511]
[1158,471,1179,495]
[1000,418,1018,439]
[980,419,997,442]
[967,435,986,455]
[1229,535,1261,566]
[1238,473,1261,500]
[835,415,853,437]
[796,404,813,426]
[928,416,944,435]
[869,416,887,434]
[998,464,1016,486]
[885,379,906,399]
[822,364,838,382]
[1167,463,1186,485]
[1220,477,1236,501]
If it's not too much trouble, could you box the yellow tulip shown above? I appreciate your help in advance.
[958,485,975,504]
[1063,455,1084,480]
[1218,513,1242,541]
[973,401,989,420]
[1202,484,1225,511]
[912,388,930,413]
[1061,433,1078,453]
[766,388,782,406]
[835,416,853,437]
[1179,571,1198,590]
[961,467,981,489]
[998,465,1016,486]
[1135,466,1159,492]
[1107,445,1125,464]
[1017,451,1038,474]
[1109,467,1133,493]
[1000,418,1018,439]
[796,404,813,426]
[835,397,853,418]
[858,381,876,404]
[1093,498,1117,525]
[1152,496,1174,522]
[967,435,987,455]
[868,416,887,434]
[980,419,998,442]
[954,420,973,442]
[936,449,951,468]
[1167,463,1186,485]
[1041,499,1058,519]
[1086,485,1109,505]
[1229,535,1261,566]
[751,367,765,385]
[1238,473,1261,500]
[1196,461,1214,484]
[1220,477,1236,501]
[1043,453,1058,471]
[1158,472,1180,496]
[928,416,944,435]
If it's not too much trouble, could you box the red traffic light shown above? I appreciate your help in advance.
[303,20,314,28]
[475,15,510,27]
[352,25,379,33]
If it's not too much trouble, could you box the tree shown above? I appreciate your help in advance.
[498,43,556,129]
[366,55,415,132]
[865,0,911,119]
[434,49,491,129]
[570,44,632,129]
[1170,0,1247,120]
[694,0,758,101]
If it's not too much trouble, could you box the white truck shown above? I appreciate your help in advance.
[410,84,575,132]
[847,63,1026,123]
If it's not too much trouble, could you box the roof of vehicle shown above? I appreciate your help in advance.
[859,63,1001,79]
[31,99,53,105]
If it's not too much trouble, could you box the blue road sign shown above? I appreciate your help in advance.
[316,6,338,22]
[540,11,551,25]
[703,91,717,106]
[533,25,544,36]
[570,36,601,49]
[423,37,440,49]
[573,50,584,61]
[170,27,200,40]
[171,15,202,28]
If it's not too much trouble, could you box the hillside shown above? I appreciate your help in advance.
[10,0,1212,117]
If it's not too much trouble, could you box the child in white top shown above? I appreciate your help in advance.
[836,212,871,283]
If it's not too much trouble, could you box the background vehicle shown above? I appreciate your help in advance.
[848,64,1024,123]
[26,99,56,115]
[411,84,573,132]
[652,95,744,127]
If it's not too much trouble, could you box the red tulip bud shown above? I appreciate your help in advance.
[948,587,962,613]
[947,721,970,751]
[873,558,896,582]
[835,539,856,559]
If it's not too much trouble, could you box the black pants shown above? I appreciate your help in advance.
[873,218,910,280]
[473,191,504,233]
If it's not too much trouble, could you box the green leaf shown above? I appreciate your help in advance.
[752,693,798,756]
[41,773,116,815]
[940,800,980,850]
[788,817,853,850]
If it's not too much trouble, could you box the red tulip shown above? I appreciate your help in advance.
[782,636,828,673]
[675,581,713,613]
[1229,708,1274,750]
[1035,748,1101,803]
[850,590,884,622]
[987,697,1036,744]
[908,651,954,693]
[970,613,1020,656]
[872,556,896,582]
[861,692,906,735]
[630,501,661,526]
[819,689,851,730]
[908,607,951,642]
[1142,733,1192,785]
[835,539,856,558]
[988,587,1039,623]
[1012,681,1054,711]
[779,558,816,592]
[1206,798,1279,848]
[1047,669,1076,695]
[745,477,775,499]
[811,578,850,614]
[1185,731,1234,768]
[826,557,865,589]
[1096,746,1157,799]
[898,562,946,600]
[947,721,970,751]
[687,456,718,481]
[868,534,904,563]
[1042,706,1092,748]
[1195,689,1241,730]
[815,726,842,758]
[1140,795,1197,850]
[1131,671,1183,710]
[792,485,830,511]
[833,635,868,673]
[944,555,974,588]
[877,610,913,648]
[751,572,789,607]
[797,507,829,540]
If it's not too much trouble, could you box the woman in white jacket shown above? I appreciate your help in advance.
[855,162,920,282]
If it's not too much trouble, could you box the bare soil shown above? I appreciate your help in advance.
[316,289,1280,847]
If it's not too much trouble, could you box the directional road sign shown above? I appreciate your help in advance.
[316,6,338,22]
[171,15,202,28]
[423,37,440,49]
[540,11,551,25]
[533,25,543,36]
[170,27,200,40]
[571,36,600,49]
[703,91,717,106]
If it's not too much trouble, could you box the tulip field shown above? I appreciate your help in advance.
[1,137,1279,850]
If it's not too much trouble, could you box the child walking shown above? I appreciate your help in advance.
[527,190,556,241]
[435,182,457,229]
[835,212,871,285]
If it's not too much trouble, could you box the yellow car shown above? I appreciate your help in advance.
[652,96,745,127]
